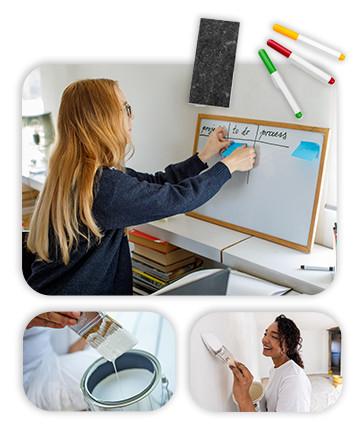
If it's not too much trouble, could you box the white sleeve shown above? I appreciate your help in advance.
[276,374,311,412]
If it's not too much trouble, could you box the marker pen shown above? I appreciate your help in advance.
[300,265,335,271]
[273,24,345,61]
[267,39,335,85]
[258,48,303,119]
[220,141,245,158]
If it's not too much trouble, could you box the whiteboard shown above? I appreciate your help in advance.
[189,114,329,252]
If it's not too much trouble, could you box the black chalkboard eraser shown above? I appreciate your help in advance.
[189,18,240,108]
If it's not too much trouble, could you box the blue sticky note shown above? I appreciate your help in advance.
[291,141,320,161]
[221,141,246,158]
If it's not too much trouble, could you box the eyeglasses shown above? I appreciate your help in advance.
[123,102,133,119]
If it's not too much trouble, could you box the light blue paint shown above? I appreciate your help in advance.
[221,141,246,158]
[291,141,320,161]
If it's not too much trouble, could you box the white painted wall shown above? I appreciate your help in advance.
[189,312,259,412]
[25,63,337,246]
[302,329,329,374]
[38,64,77,122]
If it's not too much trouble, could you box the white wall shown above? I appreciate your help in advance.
[27,63,337,246]
[189,312,259,412]
[302,329,329,374]
[38,64,77,122]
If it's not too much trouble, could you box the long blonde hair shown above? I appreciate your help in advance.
[27,79,131,264]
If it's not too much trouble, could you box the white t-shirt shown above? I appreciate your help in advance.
[262,360,311,412]
[23,328,53,387]
[23,327,100,410]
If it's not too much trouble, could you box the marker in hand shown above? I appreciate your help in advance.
[221,141,246,158]
[221,143,256,173]
[258,49,303,119]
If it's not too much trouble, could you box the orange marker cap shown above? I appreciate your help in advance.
[273,24,299,40]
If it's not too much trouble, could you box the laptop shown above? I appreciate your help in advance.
[153,268,230,296]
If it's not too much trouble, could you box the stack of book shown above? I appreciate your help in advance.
[129,229,202,295]
[22,184,39,230]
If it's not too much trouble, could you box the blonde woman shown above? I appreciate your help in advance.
[27,79,256,295]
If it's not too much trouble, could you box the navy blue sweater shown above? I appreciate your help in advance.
[28,154,231,295]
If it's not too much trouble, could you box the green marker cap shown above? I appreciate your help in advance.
[258,49,277,74]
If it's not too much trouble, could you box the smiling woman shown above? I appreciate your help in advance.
[231,314,311,412]
[190,311,342,413]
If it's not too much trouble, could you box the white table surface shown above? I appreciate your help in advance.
[139,215,335,294]
[222,237,335,295]
[137,215,250,262]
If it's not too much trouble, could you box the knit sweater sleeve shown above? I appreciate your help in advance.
[125,153,208,184]
[93,162,231,229]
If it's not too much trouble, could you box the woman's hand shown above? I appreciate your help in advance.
[222,145,256,174]
[26,312,81,329]
[230,361,256,412]
[198,127,231,163]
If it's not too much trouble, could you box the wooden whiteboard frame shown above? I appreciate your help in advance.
[187,113,330,253]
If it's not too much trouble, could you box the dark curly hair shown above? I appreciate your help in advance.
[275,315,304,368]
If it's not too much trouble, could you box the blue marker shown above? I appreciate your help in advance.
[221,141,246,158]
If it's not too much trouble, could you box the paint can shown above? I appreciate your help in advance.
[80,349,172,411]
[232,380,264,410]
[249,381,264,403]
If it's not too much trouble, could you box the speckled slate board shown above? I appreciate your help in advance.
[189,18,239,107]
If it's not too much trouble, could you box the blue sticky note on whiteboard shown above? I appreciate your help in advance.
[221,141,246,158]
[291,141,320,161]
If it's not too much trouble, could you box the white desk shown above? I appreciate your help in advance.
[222,237,335,295]
[139,215,335,294]
[137,215,250,262]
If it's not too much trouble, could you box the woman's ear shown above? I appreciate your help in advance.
[280,341,287,354]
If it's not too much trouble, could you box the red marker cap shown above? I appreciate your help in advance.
[267,39,292,58]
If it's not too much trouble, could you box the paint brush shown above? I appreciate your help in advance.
[201,332,236,367]
[71,312,138,362]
